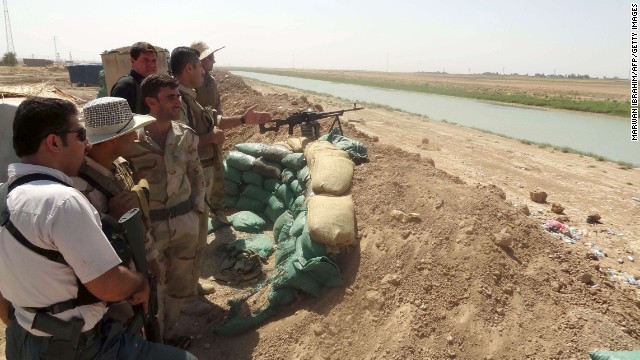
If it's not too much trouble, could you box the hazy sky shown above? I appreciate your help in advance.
[3,0,631,77]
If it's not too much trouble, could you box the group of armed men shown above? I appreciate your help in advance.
[0,41,272,359]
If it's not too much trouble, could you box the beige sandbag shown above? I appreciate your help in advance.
[307,195,356,247]
[305,141,349,172]
[273,141,293,151]
[286,137,312,153]
[310,156,354,196]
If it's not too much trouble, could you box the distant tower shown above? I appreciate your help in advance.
[3,0,15,55]
[54,36,61,64]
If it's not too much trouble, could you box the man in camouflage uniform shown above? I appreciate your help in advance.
[126,74,205,348]
[71,97,162,329]
[170,46,272,307]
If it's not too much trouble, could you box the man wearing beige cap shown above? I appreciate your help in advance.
[72,97,163,330]
[190,41,223,117]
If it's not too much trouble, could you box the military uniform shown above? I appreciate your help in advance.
[126,122,205,340]
[177,84,224,297]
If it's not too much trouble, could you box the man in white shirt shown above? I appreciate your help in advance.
[0,97,196,359]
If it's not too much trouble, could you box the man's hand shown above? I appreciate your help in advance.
[108,192,138,219]
[242,105,272,124]
[200,127,225,146]
[126,273,150,313]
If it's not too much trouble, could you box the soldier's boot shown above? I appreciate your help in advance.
[197,282,216,295]
[181,297,212,316]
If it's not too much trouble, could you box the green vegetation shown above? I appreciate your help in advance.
[1,52,17,66]
[233,68,629,117]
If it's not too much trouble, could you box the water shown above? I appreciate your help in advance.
[232,71,639,166]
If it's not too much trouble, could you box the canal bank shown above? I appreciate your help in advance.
[232,71,638,167]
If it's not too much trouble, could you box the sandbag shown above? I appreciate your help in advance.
[264,195,286,223]
[226,151,256,171]
[291,195,307,217]
[589,351,640,360]
[286,137,312,153]
[223,161,243,184]
[280,169,296,185]
[242,171,265,187]
[263,178,281,192]
[318,128,368,164]
[281,153,306,171]
[225,196,239,209]
[296,166,310,184]
[290,179,304,195]
[289,212,306,238]
[261,145,293,163]
[304,141,349,171]
[273,211,294,243]
[276,183,296,209]
[303,140,335,161]
[224,180,240,196]
[241,184,272,203]
[310,156,354,196]
[307,195,356,247]
[236,196,266,214]
[234,143,267,158]
[253,158,284,179]
[298,231,327,260]
[229,211,268,233]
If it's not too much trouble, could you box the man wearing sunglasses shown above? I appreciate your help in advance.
[0,97,197,359]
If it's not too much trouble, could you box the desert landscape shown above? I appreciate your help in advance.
[0,67,639,359]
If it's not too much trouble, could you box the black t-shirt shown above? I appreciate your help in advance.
[110,70,149,114]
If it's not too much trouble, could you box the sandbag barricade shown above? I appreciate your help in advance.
[213,134,366,336]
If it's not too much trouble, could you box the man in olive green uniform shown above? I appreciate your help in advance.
[71,97,162,330]
[170,47,272,309]
[126,74,205,348]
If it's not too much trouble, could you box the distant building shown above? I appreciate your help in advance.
[23,58,54,67]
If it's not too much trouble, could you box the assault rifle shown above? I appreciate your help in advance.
[259,105,364,139]
[116,208,162,343]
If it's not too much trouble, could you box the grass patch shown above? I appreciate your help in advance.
[231,68,629,117]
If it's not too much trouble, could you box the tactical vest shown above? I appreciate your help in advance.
[77,159,150,218]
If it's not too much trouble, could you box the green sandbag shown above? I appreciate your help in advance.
[265,196,286,223]
[280,168,296,185]
[263,178,281,192]
[297,166,310,183]
[273,211,294,243]
[276,183,296,209]
[291,195,307,217]
[236,234,274,260]
[241,184,272,203]
[242,171,265,187]
[234,143,267,158]
[225,196,238,209]
[253,158,284,179]
[318,128,368,164]
[275,237,297,266]
[589,351,640,360]
[235,197,266,214]
[223,161,243,184]
[224,180,240,196]
[298,231,327,259]
[261,145,293,163]
[290,180,304,195]
[289,212,306,238]
[281,153,306,171]
[226,151,256,171]
[209,217,226,234]
[229,211,267,233]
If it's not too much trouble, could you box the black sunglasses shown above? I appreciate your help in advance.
[56,127,87,142]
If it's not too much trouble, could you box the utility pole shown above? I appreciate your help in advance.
[53,36,61,64]
[69,51,72,63]
[3,0,15,55]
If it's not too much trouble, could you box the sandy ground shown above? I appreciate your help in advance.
[0,68,639,359]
